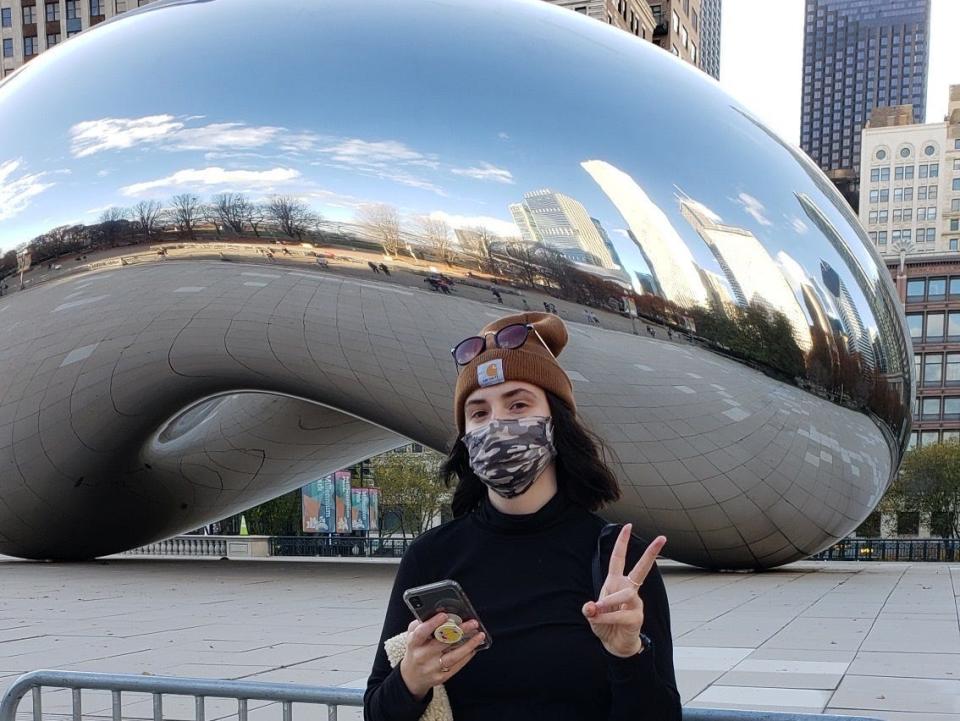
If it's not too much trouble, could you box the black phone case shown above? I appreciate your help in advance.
[403,579,493,650]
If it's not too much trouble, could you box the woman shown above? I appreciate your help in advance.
[364,312,681,721]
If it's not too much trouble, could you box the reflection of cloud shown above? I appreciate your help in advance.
[498,132,510,140]
[0,159,56,222]
[789,217,809,234]
[451,162,515,184]
[120,166,300,196]
[736,192,773,226]
[315,138,445,195]
[70,115,286,157]
[427,210,519,239]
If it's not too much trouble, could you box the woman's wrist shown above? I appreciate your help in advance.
[399,656,430,701]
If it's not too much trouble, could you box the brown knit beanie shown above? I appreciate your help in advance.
[453,311,576,434]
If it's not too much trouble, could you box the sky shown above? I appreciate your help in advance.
[719,0,960,146]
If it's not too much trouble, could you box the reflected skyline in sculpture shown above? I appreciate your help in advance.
[0,0,911,567]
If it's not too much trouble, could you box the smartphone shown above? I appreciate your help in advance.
[403,579,492,651]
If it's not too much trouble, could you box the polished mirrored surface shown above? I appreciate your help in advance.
[0,0,911,567]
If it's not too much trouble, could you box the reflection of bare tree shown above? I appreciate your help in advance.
[357,203,401,257]
[266,195,320,240]
[416,215,452,264]
[97,207,128,246]
[244,202,267,238]
[212,193,249,236]
[132,200,164,240]
[500,241,540,287]
[169,193,203,239]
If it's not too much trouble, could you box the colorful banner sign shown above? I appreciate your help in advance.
[334,471,352,533]
[368,488,380,531]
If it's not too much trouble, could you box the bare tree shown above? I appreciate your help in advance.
[357,203,401,257]
[416,215,453,264]
[169,193,203,239]
[212,193,248,236]
[132,200,164,240]
[265,195,319,240]
[96,207,129,247]
[242,201,267,238]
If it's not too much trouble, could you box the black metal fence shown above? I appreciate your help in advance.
[269,535,411,558]
[807,538,960,562]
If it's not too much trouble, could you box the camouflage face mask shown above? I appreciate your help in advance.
[462,416,557,498]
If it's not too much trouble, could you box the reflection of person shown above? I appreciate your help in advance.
[364,312,680,720]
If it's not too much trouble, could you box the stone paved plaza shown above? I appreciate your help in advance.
[0,556,958,720]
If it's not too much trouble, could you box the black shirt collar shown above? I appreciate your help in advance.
[472,489,573,534]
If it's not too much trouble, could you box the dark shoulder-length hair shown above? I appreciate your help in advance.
[440,392,622,517]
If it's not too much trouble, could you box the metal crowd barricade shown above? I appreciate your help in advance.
[0,670,886,721]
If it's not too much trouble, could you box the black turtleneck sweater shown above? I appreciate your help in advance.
[363,491,682,721]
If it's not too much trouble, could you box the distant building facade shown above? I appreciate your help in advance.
[509,189,616,268]
[800,0,931,212]
[859,86,960,258]
[0,0,156,76]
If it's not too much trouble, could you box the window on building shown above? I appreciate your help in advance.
[878,230,887,245]
[66,0,79,19]
[952,219,960,232]
[956,139,960,150]
[671,44,679,55]
[919,164,928,178]
[672,9,678,30]
[680,24,688,49]
[942,432,960,448]
[115,0,127,10]
[907,313,923,339]
[929,277,947,298]
[881,188,890,201]
[903,208,913,222]
[952,198,959,212]
[907,431,918,450]
[23,35,37,56]
[948,353,960,385]
[952,238,959,251]
[921,397,941,420]
[869,210,878,223]
[907,278,927,302]
[2,38,12,58]
[871,190,880,203]
[944,397,960,420]
[905,166,915,179]
[45,3,59,21]
[903,187,913,201]
[952,278,960,299]
[90,0,102,15]
[920,430,941,447]
[924,353,943,386]
[948,311,960,341]
[903,229,913,242]
[870,168,880,182]
[930,163,939,177]
[929,185,938,199]
[892,230,901,244]
[22,4,36,23]
[925,144,937,156]
[46,32,59,46]
[927,228,937,242]
[895,166,904,180]
[879,209,888,223]
[926,312,945,340]
[0,7,10,26]
[916,207,925,221]
[893,209,902,222]
[880,167,890,180]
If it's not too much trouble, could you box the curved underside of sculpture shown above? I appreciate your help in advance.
[0,0,912,568]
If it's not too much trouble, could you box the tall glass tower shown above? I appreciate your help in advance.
[800,0,931,211]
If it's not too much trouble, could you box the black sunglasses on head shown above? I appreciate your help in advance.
[450,323,554,373]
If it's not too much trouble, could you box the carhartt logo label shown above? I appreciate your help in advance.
[477,359,504,387]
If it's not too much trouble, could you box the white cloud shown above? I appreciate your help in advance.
[789,216,809,234]
[120,166,300,196]
[70,115,286,157]
[498,132,511,140]
[315,138,446,194]
[451,162,515,184]
[71,115,185,157]
[0,159,56,222]
[736,191,773,226]
[427,210,519,239]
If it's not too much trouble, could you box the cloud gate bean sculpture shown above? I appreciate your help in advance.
[0,0,912,568]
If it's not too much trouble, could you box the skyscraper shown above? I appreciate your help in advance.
[581,159,709,308]
[800,0,931,212]
[698,0,722,80]
[509,189,615,267]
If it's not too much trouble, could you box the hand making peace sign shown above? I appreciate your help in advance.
[581,523,667,658]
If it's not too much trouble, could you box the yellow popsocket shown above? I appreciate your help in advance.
[433,614,464,644]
